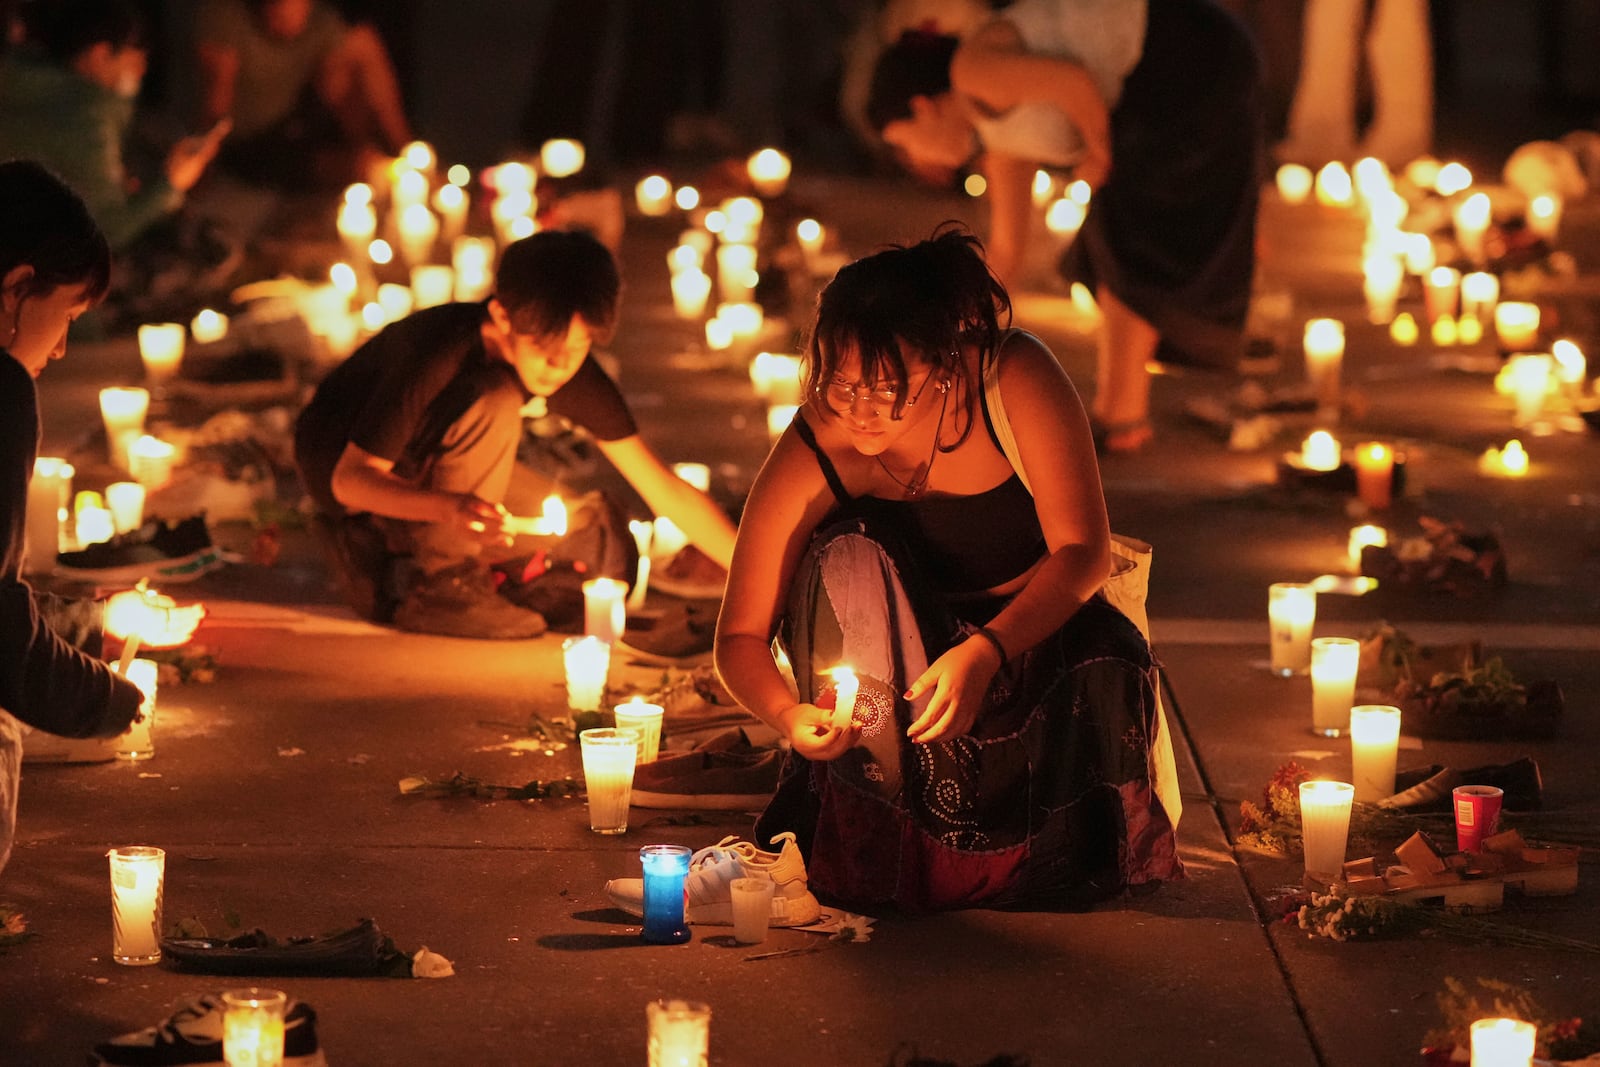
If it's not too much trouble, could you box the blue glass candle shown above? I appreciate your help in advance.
[639,844,692,944]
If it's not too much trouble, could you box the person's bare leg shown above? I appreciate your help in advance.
[318,24,413,155]
[1093,285,1158,452]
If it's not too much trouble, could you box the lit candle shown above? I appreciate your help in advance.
[1423,266,1461,324]
[221,987,287,1067]
[1302,318,1345,417]
[578,726,636,834]
[1275,163,1313,205]
[1434,161,1472,197]
[1349,704,1401,802]
[410,264,455,309]
[1552,338,1587,390]
[391,166,429,214]
[491,189,536,247]
[1362,254,1404,324]
[767,403,798,442]
[1457,314,1483,345]
[1299,430,1342,472]
[1431,313,1458,346]
[396,203,440,267]
[1310,637,1360,737]
[1504,353,1552,427]
[336,198,377,259]
[127,434,176,490]
[433,181,469,245]
[1493,302,1541,351]
[748,352,804,405]
[746,147,792,198]
[1526,193,1562,242]
[1298,781,1354,877]
[1403,156,1442,190]
[1351,156,1391,205]
[539,138,585,178]
[721,196,764,235]
[647,999,711,1067]
[451,236,496,302]
[613,696,664,764]
[1353,441,1396,510]
[674,185,700,211]
[1400,232,1435,276]
[627,519,652,610]
[1479,439,1529,478]
[1346,524,1387,571]
[670,269,712,320]
[107,845,164,965]
[376,282,414,324]
[582,577,627,647]
[1314,162,1353,207]
[638,845,692,944]
[75,500,114,548]
[492,161,535,197]
[671,462,711,492]
[1452,192,1491,265]
[1031,168,1055,205]
[106,481,145,534]
[1268,582,1316,676]
[635,174,674,217]
[100,387,150,468]
[133,323,186,390]
[190,309,229,346]
[651,516,689,562]
[1460,271,1499,321]
[1045,197,1087,238]
[368,238,394,267]
[717,301,763,346]
[1469,1017,1536,1067]
[828,665,858,730]
[1390,312,1419,345]
[715,243,758,303]
[667,243,703,275]
[113,657,157,760]
[563,635,611,712]
[26,457,71,572]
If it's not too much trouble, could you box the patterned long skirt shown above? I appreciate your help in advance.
[753,517,1182,912]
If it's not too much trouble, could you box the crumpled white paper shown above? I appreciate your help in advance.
[411,946,455,978]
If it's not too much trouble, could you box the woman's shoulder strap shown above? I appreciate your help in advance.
[791,413,851,505]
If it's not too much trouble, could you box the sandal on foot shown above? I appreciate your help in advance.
[1090,417,1154,455]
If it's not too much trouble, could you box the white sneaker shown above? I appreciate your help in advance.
[604,832,821,927]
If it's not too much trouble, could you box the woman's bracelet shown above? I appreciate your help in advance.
[968,623,1008,670]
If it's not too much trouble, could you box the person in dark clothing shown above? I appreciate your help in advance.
[714,228,1180,912]
[0,160,144,876]
[294,229,738,639]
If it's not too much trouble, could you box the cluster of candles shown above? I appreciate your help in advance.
[27,452,167,565]
[1290,430,1400,510]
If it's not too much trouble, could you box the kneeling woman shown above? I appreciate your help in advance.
[713,227,1180,912]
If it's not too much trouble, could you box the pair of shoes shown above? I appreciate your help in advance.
[391,561,548,640]
[618,601,716,663]
[1089,417,1153,456]
[56,515,225,585]
[308,513,401,622]
[1380,758,1543,813]
[631,728,781,810]
[649,544,727,600]
[90,993,325,1065]
[604,832,822,927]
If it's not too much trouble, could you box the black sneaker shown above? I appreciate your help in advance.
[90,993,326,1065]
[391,561,548,640]
[56,515,225,585]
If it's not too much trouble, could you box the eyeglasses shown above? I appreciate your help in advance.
[821,369,938,419]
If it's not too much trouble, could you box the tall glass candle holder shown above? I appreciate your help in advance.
[579,727,638,834]
[222,987,287,1067]
[583,577,627,647]
[1349,704,1402,802]
[1310,637,1360,737]
[614,697,664,764]
[648,999,711,1067]
[1268,583,1317,676]
[113,658,158,760]
[1298,781,1354,878]
[1469,1017,1535,1067]
[108,845,164,965]
[639,844,692,944]
[563,636,610,712]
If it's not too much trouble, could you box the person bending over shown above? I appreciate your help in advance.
[294,229,738,640]
[714,227,1180,912]
[866,0,1263,453]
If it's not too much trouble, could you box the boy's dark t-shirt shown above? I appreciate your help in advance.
[295,302,637,513]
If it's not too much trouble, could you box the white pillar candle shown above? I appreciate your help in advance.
[1469,1017,1536,1067]
[433,181,469,245]
[138,322,187,385]
[717,301,763,345]
[222,988,288,1067]
[113,657,157,760]
[1526,193,1562,243]
[647,999,711,1067]
[1298,781,1354,877]
[391,166,429,214]
[106,481,146,534]
[376,283,414,324]
[410,265,455,309]
[674,185,701,211]
[1310,637,1360,737]
[492,161,535,197]
[1353,441,1396,510]
[667,243,703,275]
[721,196,764,234]
[613,696,665,764]
[1302,319,1344,417]
[1434,162,1473,196]
[1351,156,1391,205]
[671,462,711,492]
[1349,704,1401,802]
[1275,163,1313,205]
[26,457,70,572]
[1314,162,1353,207]
[1299,430,1342,472]
[336,199,377,260]
[367,238,394,268]
[670,269,712,320]
[1268,582,1316,676]
[582,577,627,647]
[704,316,733,353]
[1504,353,1552,427]
[828,666,859,730]
[396,203,440,267]
[796,218,825,257]
[128,434,176,490]
[491,190,536,248]
[635,174,674,217]
[76,503,114,548]
[1460,271,1499,321]
[1346,524,1387,571]
[1423,266,1461,324]
[746,147,792,198]
[563,635,611,712]
[1494,302,1540,351]
[107,845,164,965]
[1362,254,1404,324]
[578,726,636,834]
[1400,232,1435,276]
[451,236,496,302]
[1452,192,1491,265]
[539,138,585,178]
[627,519,653,611]
[100,387,150,468]
[715,243,758,303]
[749,352,804,405]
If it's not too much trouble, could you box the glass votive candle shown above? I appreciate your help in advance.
[563,636,611,712]
[128,434,177,490]
[582,577,627,647]
[1494,302,1541,351]
[1298,781,1354,878]
[1268,583,1317,676]
[614,697,664,764]
[1309,637,1360,737]
[189,308,229,345]
[105,481,146,535]
[107,845,165,965]
[671,269,711,320]
[637,174,674,216]
[1423,266,1462,324]
[1353,441,1397,510]
[579,727,638,835]
[647,998,711,1067]
[1349,704,1402,802]
[26,456,70,572]
[1460,271,1499,321]
[730,876,775,945]
[1504,353,1552,428]
[138,322,187,384]
[112,658,157,761]
[1302,319,1345,418]
[221,987,288,1067]
[1347,524,1387,571]
[1469,1017,1536,1067]
[639,844,692,944]
[746,147,792,198]
[100,387,150,468]
[1275,163,1313,205]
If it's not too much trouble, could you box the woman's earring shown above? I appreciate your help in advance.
[936,377,951,394]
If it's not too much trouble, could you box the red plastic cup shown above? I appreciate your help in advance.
[1453,785,1504,852]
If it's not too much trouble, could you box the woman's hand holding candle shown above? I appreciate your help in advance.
[777,702,859,761]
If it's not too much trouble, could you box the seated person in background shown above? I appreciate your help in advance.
[193,0,412,190]
[713,227,1180,912]
[293,229,738,640]
[0,0,232,318]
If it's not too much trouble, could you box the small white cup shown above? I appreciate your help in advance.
[729,876,775,944]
